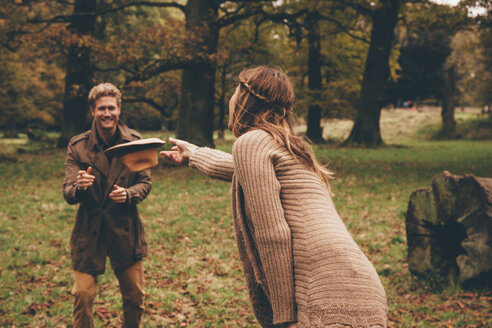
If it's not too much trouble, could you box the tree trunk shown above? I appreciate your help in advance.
[306,16,323,143]
[217,64,227,140]
[57,0,97,147]
[177,0,218,147]
[343,0,401,147]
[3,116,18,138]
[406,171,492,289]
[440,64,457,138]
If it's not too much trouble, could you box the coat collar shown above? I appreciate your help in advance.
[86,120,133,180]
[87,120,133,152]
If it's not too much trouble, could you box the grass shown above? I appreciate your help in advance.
[0,110,491,327]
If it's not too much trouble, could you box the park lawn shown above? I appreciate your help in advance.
[0,118,491,326]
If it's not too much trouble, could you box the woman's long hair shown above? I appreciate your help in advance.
[230,66,334,193]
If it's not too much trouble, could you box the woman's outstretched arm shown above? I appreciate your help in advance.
[161,137,234,182]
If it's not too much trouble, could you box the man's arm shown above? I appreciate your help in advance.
[125,169,152,205]
[63,143,90,204]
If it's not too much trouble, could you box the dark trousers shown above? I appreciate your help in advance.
[72,261,145,328]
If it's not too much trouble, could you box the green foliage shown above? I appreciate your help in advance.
[0,49,63,135]
[292,29,369,119]
[1,0,490,137]
[448,28,486,106]
[0,51,29,132]
[478,7,492,104]
[122,103,163,131]
[391,3,470,105]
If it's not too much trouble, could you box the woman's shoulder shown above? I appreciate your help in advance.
[234,129,274,147]
[233,129,278,158]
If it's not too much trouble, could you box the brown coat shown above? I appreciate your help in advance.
[63,121,151,275]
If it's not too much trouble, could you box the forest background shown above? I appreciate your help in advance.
[1,0,492,327]
[1,0,491,147]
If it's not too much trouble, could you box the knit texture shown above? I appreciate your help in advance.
[190,129,388,328]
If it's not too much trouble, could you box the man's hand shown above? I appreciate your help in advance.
[160,137,199,165]
[76,166,95,191]
[109,184,128,203]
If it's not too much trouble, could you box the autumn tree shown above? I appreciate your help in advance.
[342,0,404,147]
[10,1,189,145]
[175,0,219,147]
[394,2,470,138]
[299,3,363,143]
[0,1,65,138]
[57,0,97,147]
[0,51,27,138]
[449,29,486,107]
[7,0,101,146]
[176,0,285,147]
[238,1,365,143]
[215,12,282,139]
[73,1,270,147]
[477,0,492,106]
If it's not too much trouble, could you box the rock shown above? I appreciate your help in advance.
[405,171,492,289]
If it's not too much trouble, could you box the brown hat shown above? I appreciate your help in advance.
[105,138,165,172]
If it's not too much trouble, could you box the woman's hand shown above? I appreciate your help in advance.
[160,137,199,165]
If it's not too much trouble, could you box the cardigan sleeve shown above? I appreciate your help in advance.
[232,130,296,325]
[189,147,234,182]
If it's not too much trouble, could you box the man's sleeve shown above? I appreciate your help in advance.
[63,143,85,205]
[126,169,152,205]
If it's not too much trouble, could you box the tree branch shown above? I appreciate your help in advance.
[124,58,205,85]
[329,0,374,16]
[93,64,137,75]
[318,13,370,44]
[28,1,185,25]
[217,5,263,27]
[123,95,177,117]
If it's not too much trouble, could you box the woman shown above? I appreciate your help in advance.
[161,66,387,328]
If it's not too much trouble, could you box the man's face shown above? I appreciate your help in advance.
[91,96,120,134]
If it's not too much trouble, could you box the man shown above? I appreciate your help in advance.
[63,83,151,327]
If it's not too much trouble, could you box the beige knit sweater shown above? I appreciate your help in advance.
[189,129,387,328]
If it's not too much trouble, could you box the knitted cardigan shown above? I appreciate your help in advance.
[189,129,387,328]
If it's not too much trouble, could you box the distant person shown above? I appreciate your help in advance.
[161,66,388,327]
[63,83,151,327]
[482,105,490,115]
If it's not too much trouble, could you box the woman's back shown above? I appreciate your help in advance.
[233,129,387,327]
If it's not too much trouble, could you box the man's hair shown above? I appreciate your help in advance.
[88,83,122,108]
